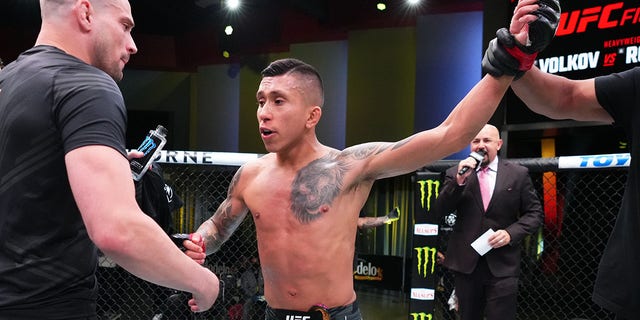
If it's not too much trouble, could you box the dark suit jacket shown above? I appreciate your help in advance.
[437,159,543,278]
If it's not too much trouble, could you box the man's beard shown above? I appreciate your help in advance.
[93,40,124,82]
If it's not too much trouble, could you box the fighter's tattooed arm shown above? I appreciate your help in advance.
[340,138,415,160]
[357,216,389,229]
[341,142,392,160]
[198,166,249,254]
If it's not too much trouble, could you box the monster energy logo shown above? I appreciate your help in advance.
[138,136,157,156]
[417,179,439,211]
[414,246,436,277]
[410,312,433,320]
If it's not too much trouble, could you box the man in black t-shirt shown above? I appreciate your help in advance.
[0,0,218,318]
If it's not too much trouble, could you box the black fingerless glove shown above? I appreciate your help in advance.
[482,29,528,79]
[482,0,561,78]
[529,0,561,52]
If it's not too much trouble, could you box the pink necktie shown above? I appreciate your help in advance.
[478,166,491,211]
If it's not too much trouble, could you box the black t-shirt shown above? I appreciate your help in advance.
[592,67,640,318]
[0,46,127,318]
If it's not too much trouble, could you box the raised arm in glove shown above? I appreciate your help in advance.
[482,0,561,78]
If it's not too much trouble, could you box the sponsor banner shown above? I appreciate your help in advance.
[353,254,403,290]
[414,223,439,236]
[127,150,262,166]
[558,153,631,169]
[410,172,442,317]
[410,288,435,301]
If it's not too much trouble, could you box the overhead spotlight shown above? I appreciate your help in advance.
[376,3,386,11]
[224,25,234,36]
[225,0,240,10]
[406,0,421,5]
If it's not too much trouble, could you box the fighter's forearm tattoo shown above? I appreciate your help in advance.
[359,216,387,229]
[202,167,247,253]
[204,202,245,254]
[215,200,237,238]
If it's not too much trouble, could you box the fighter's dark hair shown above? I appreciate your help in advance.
[261,58,323,91]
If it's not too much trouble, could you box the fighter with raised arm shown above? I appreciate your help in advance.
[181,2,559,318]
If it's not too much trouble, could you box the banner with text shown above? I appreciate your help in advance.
[353,254,404,290]
[409,171,443,319]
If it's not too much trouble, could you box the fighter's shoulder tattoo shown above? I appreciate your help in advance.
[227,166,243,197]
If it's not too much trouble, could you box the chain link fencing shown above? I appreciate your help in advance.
[96,155,626,320]
[427,158,624,320]
[97,164,263,320]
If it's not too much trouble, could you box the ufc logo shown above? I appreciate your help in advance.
[556,2,640,36]
[285,316,310,320]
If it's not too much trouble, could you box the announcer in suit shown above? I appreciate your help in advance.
[436,124,543,320]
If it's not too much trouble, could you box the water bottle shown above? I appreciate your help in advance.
[130,125,167,181]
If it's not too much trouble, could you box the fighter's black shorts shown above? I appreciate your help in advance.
[265,301,362,320]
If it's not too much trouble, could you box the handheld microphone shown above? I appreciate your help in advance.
[457,149,487,175]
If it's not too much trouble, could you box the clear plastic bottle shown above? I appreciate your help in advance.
[130,125,167,181]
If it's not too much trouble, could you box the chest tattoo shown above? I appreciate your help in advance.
[290,154,349,223]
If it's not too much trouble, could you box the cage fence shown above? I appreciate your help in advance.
[96,156,626,320]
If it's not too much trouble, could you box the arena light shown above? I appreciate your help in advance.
[400,0,424,14]
[225,0,240,11]
[376,2,386,11]
[224,25,234,36]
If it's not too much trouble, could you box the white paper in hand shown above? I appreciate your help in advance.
[471,228,495,256]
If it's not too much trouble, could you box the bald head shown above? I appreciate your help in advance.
[476,124,500,139]
[40,0,115,20]
[471,124,503,165]
[36,0,137,82]
[40,0,72,20]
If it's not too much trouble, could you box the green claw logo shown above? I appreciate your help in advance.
[414,246,437,277]
[417,179,439,211]
[410,312,433,320]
